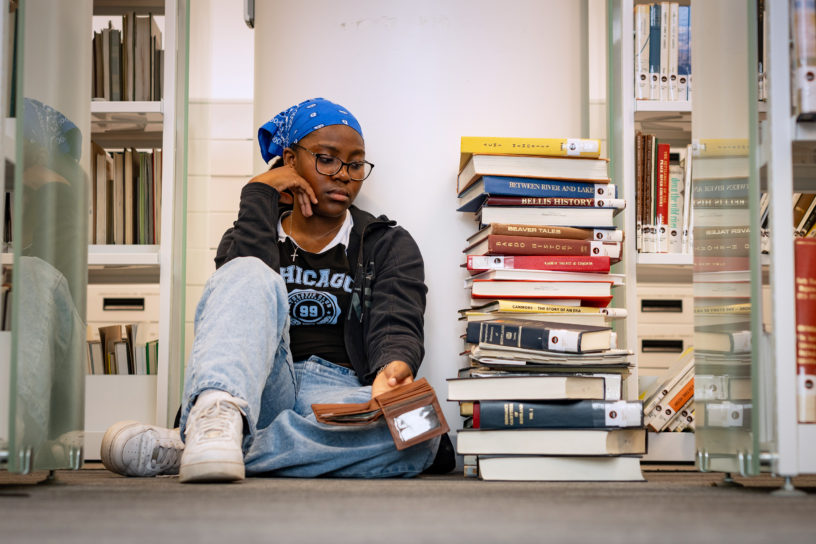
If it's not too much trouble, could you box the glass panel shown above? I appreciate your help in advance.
[691,0,761,475]
[7,0,91,472]
[168,0,188,423]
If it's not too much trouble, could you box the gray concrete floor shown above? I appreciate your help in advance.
[1,464,815,544]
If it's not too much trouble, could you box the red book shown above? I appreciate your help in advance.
[693,256,750,273]
[656,143,671,227]
[795,239,816,422]
[466,254,611,274]
[464,234,621,261]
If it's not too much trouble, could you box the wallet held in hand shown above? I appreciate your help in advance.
[311,378,450,450]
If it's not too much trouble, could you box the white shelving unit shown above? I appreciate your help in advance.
[85,0,187,459]
[762,0,816,476]
[611,0,696,463]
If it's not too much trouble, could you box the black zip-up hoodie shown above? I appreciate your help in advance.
[214,182,428,385]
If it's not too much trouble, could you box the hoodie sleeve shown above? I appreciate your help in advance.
[215,182,282,270]
[362,226,428,383]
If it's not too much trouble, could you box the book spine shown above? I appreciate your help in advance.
[668,165,684,253]
[656,143,671,252]
[484,177,608,198]
[693,238,750,257]
[460,136,601,158]
[484,196,624,209]
[635,131,644,251]
[659,1,669,100]
[466,321,589,353]
[795,239,816,422]
[483,235,619,258]
[643,135,655,252]
[692,178,749,200]
[486,224,622,242]
[649,4,661,100]
[474,400,644,429]
[466,255,611,273]
[668,2,679,100]
[792,0,816,119]
[677,5,691,100]
[635,5,650,100]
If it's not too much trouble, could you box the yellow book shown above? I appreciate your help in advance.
[460,136,601,170]
[691,138,750,157]
[470,299,627,317]
[694,302,752,315]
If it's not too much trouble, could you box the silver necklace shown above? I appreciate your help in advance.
[287,217,343,262]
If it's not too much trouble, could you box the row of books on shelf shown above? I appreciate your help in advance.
[90,142,162,245]
[92,13,163,102]
[454,136,642,481]
[634,2,691,102]
[87,323,158,376]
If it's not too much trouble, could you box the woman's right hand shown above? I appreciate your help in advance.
[249,165,318,217]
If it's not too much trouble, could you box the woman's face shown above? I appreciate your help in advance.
[288,124,366,219]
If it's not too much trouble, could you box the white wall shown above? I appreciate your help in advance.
[253,1,588,437]
[185,0,255,361]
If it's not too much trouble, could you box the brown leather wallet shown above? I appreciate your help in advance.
[312,378,450,450]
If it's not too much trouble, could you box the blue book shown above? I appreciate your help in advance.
[457,176,616,213]
[678,5,691,100]
[474,400,644,429]
[649,3,661,99]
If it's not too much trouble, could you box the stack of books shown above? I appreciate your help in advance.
[451,136,643,481]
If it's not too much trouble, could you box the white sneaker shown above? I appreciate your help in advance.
[179,390,248,483]
[100,421,183,477]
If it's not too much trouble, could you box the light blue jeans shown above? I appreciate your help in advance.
[179,256,439,477]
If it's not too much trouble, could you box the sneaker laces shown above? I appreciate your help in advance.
[151,439,182,471]
[187,398,248,443]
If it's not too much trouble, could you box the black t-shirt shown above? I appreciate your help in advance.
[277,236,353,367]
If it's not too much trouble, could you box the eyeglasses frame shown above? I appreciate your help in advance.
[289,142,375,181]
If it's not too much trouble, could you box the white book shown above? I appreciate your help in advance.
[466,268,625,286]
[682,144,693,252]
[668,2,679,101]
[642,348,694,415]
[457,428,647,456]
[659,2,670,100]
[114,341,130,375]
[124,148,134,244]
[668,164,684,253]
[476,455,645,482]
[477,206,616,229]
[447,375,605,402]
[635,4,651,100]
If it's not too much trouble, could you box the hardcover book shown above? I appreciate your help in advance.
[467,224,623,246]
[795,239,816,422]
[456,428,647,455]
[469,280,614,305]
[457,154,610,194]
[472,399,644,429]
[476,455,644,481]
[466,254,612,274]
[459,136,601,170]
[477,205,617,229]
[447,374,606,401]
[464,234,622,260]
[465,319,612,353]
[457,175,614,212]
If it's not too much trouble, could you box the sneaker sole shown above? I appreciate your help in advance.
[179,460,245,483]
[100,420,146,475]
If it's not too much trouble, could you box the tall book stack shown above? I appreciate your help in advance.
[452,136,643,481]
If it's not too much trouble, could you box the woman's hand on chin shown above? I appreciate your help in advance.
[250,165,318,217]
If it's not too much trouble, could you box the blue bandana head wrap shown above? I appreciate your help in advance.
[258,97,363,163]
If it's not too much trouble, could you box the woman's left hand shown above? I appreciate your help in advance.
[371,361,413,399]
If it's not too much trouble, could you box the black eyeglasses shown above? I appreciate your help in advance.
[290,143,375,181]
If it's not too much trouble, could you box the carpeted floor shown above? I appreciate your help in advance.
[1,465,815,544]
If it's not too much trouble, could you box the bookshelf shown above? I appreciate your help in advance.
[761,0,816,478]
[84,0,188,459]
